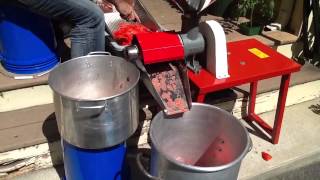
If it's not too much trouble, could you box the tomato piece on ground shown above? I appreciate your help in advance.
[261,151,272,161]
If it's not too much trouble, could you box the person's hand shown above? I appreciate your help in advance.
[111,0,140,22]
[96,0,114,13]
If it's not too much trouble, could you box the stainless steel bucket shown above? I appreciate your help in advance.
[48,54,140,149]
[138,103,251,180]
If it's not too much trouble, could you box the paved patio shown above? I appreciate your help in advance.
[9,98,320,180]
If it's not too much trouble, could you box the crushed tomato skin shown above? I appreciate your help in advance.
[113,23,151,45]
[150,70,189,115]
[261,151,272,161]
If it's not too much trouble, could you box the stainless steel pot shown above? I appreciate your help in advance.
[138,103,252,180]
[49,53,140,149]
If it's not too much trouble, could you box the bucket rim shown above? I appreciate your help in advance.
[48,54,140,101]
[150,102,252,172]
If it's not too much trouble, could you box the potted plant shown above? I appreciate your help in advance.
[237,0,274,36]
[209,0,234,17]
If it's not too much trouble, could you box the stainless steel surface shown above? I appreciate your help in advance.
[135,59,166,111]
[137,153,162,180]
[125,45,140,61]
[49,55,140,149]
[134,0,162,31]
[149,103,251,180]
[171,0,217,13]
[177,63,192,110]
[87,51,111,56]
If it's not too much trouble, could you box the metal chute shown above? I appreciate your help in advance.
[170,0,217,13]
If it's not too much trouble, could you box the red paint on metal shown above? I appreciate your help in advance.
[189,39,301,144]
[188,39,301,93]
[272,74,291,144]
[196,93,206,103]
[249,113,273,134]
[134,32,184,64]
[248,81,258,115]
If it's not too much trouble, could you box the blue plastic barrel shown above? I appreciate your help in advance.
[63,141,130,180]
[0,5,59,74]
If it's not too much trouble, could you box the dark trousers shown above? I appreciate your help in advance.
[14,0,105,58]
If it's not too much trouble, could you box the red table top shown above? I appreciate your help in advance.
[188,39,301,92]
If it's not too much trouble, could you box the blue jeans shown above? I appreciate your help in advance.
[16,0,105,58]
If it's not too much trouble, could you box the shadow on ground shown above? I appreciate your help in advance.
[42,114,64,178]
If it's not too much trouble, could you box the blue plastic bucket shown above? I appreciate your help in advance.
[63,141,130,180]
[0,5,59,74]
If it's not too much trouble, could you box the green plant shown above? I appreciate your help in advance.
[238,0,275,27]
[238,0,259,27]
[256,0,275,23]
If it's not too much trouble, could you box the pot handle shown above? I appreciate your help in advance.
[76,101,109,111]
[88,51,111,56]
[248,137,253,153]
[136,153,162,180]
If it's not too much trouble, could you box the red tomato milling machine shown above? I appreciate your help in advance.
[105,0,229,116]
[105,0,301,144]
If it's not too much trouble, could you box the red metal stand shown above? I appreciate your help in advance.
[273,74,291,144]
[188,39,301,144]
[247,74,291,144]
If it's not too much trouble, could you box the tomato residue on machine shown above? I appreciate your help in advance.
[150,70,189,115]
[113,22,150,45]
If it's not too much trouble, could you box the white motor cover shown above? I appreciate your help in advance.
[199,20,229,79]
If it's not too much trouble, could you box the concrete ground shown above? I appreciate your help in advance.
[10,98,320,180]
[239,98,320,180]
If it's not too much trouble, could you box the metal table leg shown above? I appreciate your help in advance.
[272,74,291,144]
[248,74,291,144]
[248,81,273,134]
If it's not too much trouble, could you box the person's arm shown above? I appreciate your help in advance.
[111,0,140,22]
[96,0,114,13]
